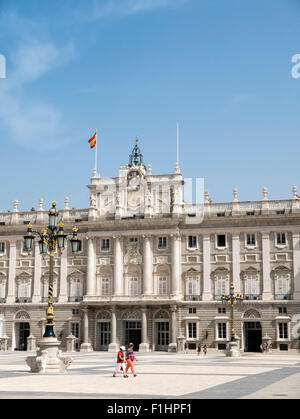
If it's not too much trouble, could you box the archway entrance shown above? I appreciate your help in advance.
[244,322,262,352]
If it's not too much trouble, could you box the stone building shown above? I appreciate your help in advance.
[0,141,300,353]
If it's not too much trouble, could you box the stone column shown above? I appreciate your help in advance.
[292,233,300,299]
[139,308,149,352]
[59,244,68,303]
[108,307,118,352]
[232,234,241,293]
[202,234,212,301]
[86,237,95,297]
[32,241,41,303]
[171,233,181,297]
[143,235,153,296]
[262,232,272,301]
[80,309,92,351]
[168,306,177,352]
[113,235,123,296]
[7,241,16,303]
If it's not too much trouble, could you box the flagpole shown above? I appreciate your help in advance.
[176,122,179,166]
[95,128,98,175]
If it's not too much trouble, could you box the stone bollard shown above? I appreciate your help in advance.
[66,334,76,352]
[27,334,37,352]
[176,336,185,353]
[0,335,9,351]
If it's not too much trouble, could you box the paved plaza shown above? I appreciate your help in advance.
[0,351,299,399]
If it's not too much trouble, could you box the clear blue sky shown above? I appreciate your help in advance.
[0,0,299,212]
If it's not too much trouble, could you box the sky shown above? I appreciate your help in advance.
[0,0,300,212]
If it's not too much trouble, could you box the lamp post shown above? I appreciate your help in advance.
[222,281,243,356]
[24,201,81,372]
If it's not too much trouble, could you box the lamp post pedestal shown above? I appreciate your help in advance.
[26,337,73,373]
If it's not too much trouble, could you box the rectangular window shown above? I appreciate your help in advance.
[158,277,168,296]
[244,274,259,297]
[218,307,226,314]
[188,236,197,248]
[0,242,5,253]
[187,277,199,295]
[101,239,110,251]
[218,323,227,339]
[188,307,196,314]
[217,234,226,248]
[279,307,287,314]
[72,309,80,316]
[188,323,197,339]
[158,237,167,249]
[215,275,229,297]
[279,323,288,339]
[277,233,286,245]
[101,278,110,296]
[129,277,139,296]
[275,274,290,297]
[129,237,138,243]
[246,234,256,246]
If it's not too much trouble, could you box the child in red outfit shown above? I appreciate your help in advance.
[113,346,126,377]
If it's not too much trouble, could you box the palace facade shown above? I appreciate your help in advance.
[0,142,300,353]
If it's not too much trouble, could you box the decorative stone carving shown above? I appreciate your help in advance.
[124,243,142,265]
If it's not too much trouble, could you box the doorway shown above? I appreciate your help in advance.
[96,322,111,351]
[156,322,169,351]
[124,321,141,351]
[16,322,30,351]
[244,322,262,352]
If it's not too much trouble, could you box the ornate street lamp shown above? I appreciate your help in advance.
[24,201,81,339]
[222,281,243,342]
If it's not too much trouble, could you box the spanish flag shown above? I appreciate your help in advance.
[88,132,97,149]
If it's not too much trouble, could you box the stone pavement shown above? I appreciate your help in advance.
[0,351,299,399]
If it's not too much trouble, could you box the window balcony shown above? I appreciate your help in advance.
[184,295,202,301]
[274,294,292,301]
[15,297,32,303]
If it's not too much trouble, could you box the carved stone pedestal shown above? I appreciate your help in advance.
[139,343,149,352]
[168,343,177,353]
[225,340,240,357]
[26,338,73,373]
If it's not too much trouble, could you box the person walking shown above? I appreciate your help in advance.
[197,343,201,356]
[184,342,187,354]
[203,344,207,356]
[125,343,137,377]
[113,346,126,377]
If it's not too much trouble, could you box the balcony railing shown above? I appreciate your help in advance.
[274,294,292,301]
[15,297,32,303]
[68,296,83,302]
[244,294,261,301]
[184,295,202,301]
[41,297,58,303]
